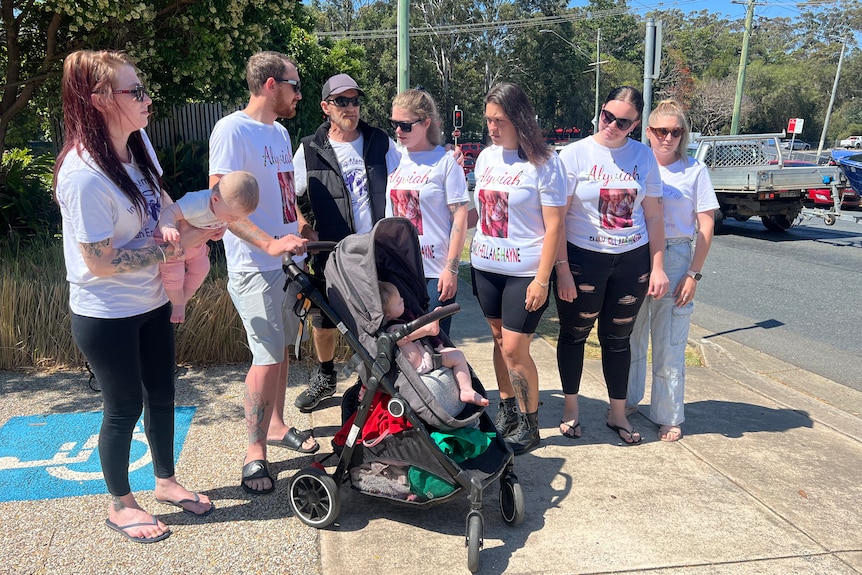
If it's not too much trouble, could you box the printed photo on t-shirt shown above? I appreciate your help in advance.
[390,188,423,234]
[600,188,635,230]
[278,171,298,224]
[479,188,509,238]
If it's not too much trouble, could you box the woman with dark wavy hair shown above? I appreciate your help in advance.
[53,50,216,543]
[470,82,569,454]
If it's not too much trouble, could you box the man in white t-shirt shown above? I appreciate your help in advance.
[293,73,401,413]
[208,51,317,496]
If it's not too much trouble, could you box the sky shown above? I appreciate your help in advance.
[568,0,818,22]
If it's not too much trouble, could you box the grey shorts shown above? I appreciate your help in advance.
[227,268,302,365]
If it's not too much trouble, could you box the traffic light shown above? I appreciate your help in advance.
[453,108,463,128]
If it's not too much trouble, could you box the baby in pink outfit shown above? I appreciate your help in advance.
[379,281,488,407]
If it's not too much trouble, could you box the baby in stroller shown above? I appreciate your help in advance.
[379,280,488,408]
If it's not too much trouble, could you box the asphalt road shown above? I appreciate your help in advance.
[692,212,862,391]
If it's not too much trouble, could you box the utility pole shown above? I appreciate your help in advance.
[397,0,409,92]
[817,37,847,160]
[593,28,601,133]
[730,0,756,135]
[642,19,662,144]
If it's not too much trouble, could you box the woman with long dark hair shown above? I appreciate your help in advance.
[470,82,569,454]
[53,50,215,543]
[555,86,669,445]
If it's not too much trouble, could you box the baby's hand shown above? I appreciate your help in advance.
[161,226,181,248]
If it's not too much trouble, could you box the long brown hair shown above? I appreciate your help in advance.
[484,83,552,166]
[392,88,443,146]
[53,50,161,221]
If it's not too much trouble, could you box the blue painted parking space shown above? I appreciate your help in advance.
[0,406,196,502]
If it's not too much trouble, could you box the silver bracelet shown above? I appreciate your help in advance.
[533,278,549,289]
[156,245,167,264]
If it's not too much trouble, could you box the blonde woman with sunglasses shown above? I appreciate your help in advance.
[555,86,669,445]
[626,99,719,442]
[385,88,470,336]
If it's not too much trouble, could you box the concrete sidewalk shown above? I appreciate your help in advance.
[2,285,862,574]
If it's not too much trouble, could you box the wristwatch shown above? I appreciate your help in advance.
[687,270,703,281]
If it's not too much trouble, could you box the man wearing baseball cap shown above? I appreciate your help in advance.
[292,73,402,412]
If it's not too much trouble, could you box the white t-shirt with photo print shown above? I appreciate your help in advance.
[385,146,469,278]
[469,146,569,277]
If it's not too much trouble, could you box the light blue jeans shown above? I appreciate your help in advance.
[627,239,694,426]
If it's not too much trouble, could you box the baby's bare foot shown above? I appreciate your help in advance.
[461,389,489,407]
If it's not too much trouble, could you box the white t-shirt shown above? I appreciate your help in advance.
[559,136,662,254]
[176,189,226,230]
[469,146,569,277]
[56,146,168,318]
[294,136,402,235]
[659,157,719,239]
[385,146,469,278]
[209,111,302,272]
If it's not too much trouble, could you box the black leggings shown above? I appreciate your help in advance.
[555,244,650,399]
[71,303,176,496]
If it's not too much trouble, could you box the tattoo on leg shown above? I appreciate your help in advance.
[509,368,530,408]
[244,389,267,443]
[112,496,126,511]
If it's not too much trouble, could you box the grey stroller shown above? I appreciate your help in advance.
[282,217,524,573]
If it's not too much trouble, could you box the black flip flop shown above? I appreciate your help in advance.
[241,459,275,495]
[266,427,320,454]
[560,420,582,439]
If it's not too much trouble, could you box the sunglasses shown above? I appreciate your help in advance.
[650,126,685,139]
[389,119,422,133]
[274,77,301,93]
[113,84,148,102]
[600,109,636,131]
[327,95,362,108]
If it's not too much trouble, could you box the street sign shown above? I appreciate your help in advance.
[787,118,804,134]
[452,129,461,138]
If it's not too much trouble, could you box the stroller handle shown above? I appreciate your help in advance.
[392,303,461,341]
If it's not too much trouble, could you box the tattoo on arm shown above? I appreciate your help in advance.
[229,218,271,245]
[509,368,530,408]
[82,239,162,273]
[244,389,268,443]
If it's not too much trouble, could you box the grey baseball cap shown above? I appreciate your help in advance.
[321,74,364,101]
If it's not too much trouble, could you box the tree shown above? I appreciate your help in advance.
[0,0,347,157]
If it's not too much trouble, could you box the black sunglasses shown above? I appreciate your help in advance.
[274,77,301,93]
[650,126,685,139]
[389,119,422,133]
[113,84,148,102]
[600,109,636,131]
[327,95,361,108]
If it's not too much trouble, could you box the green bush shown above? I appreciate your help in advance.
[156,140,209,200]
[0,149,59,239]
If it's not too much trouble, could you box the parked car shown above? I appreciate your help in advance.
[462,156,475,175]
[781,139,811,151]
[459,142,485,159]
[465,169,475,191]
[839,135,862,148]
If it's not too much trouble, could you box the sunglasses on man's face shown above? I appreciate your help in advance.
[389,119,422,133]
[327,95,362,108]
[113,84,148,102]
[600,109,636,131]
[649,126,685,139]
[274,77,301,93]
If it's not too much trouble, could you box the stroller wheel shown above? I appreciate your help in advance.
[465,511,483,573]
[288,466,341,528]
[500,472,525,526]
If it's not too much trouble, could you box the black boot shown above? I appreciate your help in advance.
[494,397,519,437]
[504,411,540,455]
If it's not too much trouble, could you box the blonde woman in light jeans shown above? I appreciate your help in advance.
[626,99,719,442]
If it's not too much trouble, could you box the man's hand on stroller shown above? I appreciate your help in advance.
[266,234,308,257]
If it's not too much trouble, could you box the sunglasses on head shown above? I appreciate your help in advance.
[113,84,148,102]
[600,109,636,131]
[650,126,685,139]
[274,77,302,93]
[389,119,422,133]
[327,95,361,108]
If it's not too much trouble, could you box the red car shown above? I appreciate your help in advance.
[460,142,485,159]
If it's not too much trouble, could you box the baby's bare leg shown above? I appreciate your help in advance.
[440,348,489,406]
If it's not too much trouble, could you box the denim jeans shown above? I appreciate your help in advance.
[627,239,694,426]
